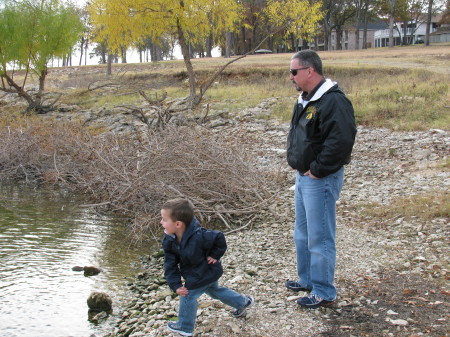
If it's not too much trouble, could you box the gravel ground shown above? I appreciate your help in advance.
[2,77,448,337]
[105,118,449,337]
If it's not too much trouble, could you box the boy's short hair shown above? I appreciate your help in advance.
[162,198,194,226]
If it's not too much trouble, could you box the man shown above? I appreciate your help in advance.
[285,50,357,309]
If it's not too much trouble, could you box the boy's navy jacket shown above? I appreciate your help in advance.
[162,217,226,291]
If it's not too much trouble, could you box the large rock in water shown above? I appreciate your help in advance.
[87,292,112,312]
[83,266,101,276]
[72,265,102,276]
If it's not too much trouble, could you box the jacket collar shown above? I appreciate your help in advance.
[297,78,336,105]
[165,217,201,242]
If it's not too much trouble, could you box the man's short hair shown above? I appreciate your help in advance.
[292,50,323,76]
[162,198,194,226]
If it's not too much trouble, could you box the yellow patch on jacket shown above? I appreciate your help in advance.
[305,106,317,120]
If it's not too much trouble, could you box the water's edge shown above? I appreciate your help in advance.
[0,183,154,337]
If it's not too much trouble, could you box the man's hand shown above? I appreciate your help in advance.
[207,256,217,264]
[304,170,318,179]
[176,286,189,296]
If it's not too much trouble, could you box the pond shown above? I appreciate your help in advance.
[0,183,154,337]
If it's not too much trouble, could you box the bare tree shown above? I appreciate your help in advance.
[425,0,434,45]
[389,0,398,47]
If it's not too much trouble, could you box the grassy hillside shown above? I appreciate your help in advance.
[5,44,450,130]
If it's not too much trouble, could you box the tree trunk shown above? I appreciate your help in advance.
[389,0,397,48]
[206,34,213,57]
[39,67,47,93]
[336,26,342,50]
[176,17,198,105]
[403,20,408,45]
[290,32,296,51]
[425,0,433,46]
[323,19,331,51]
[241,26,246,54]
[79,37,84,66]
[355,28,360,50]
[2,73,36,108]
[225,31,232,58]
[85,39,89,65]
[107,54,113,76]
[232,32,238,55]
[362,0,369,49]
[121,47,127,63]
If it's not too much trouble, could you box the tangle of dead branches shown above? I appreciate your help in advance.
[0,121,278,241]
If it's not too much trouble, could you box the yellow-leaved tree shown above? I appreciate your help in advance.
[89,0,243,106]
[264,0,324,51]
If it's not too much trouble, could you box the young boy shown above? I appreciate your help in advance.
[161,198,255,336]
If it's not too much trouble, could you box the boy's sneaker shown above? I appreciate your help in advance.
[167,321,193,336]
[232,295,255,318]
[297,293,335,309]
[285,280,312,292]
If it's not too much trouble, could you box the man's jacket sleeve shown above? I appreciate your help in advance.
[310,92,356,177]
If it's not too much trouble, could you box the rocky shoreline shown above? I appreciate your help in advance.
[100,120,448,337]
[2,68,448,337]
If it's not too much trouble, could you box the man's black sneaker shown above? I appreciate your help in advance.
[297,293,335,309]
[167,321,193,336]
[232,295,255,318]
[285,280,312,292]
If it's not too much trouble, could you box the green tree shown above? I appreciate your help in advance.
[0,0,84,112]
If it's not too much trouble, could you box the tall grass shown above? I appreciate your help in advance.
[200,65,449,130]
[331,66,450,130]
[357,190,449,222]
[13,45,448,131]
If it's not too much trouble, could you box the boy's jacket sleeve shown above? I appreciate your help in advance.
[163,245,183,291]
[204,230,227,260]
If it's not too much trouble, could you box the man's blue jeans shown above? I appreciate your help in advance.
[177,280,246,333]
[294,167,344,301]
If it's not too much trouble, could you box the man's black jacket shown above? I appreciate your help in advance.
[287,80,357,178]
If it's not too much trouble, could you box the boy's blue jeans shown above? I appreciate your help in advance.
[293,167,344,301]
[177,280,246,333]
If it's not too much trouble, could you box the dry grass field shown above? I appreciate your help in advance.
[2,44,450,130]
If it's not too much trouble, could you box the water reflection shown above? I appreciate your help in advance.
[0,183,153,337]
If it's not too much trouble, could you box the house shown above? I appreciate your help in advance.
[374,14,442,47]
[302,21,388,50]
[298,14,444,50]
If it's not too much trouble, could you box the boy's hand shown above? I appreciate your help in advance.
[176,287,189,296]
[207,256,217,264]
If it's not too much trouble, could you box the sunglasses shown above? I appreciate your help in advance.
[290,66,310,76]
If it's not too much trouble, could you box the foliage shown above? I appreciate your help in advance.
[88,0,244,103]
[0,0,84,111]
[88,0,243,56]
[263,0,324,43]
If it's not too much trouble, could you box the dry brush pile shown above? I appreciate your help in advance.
[0,121,278,240]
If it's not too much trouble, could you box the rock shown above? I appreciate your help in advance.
[72,265,102,276]
[84,266,102,276]
[89,311,109,323]
[87,292,113,312]
[389,319,409,326]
